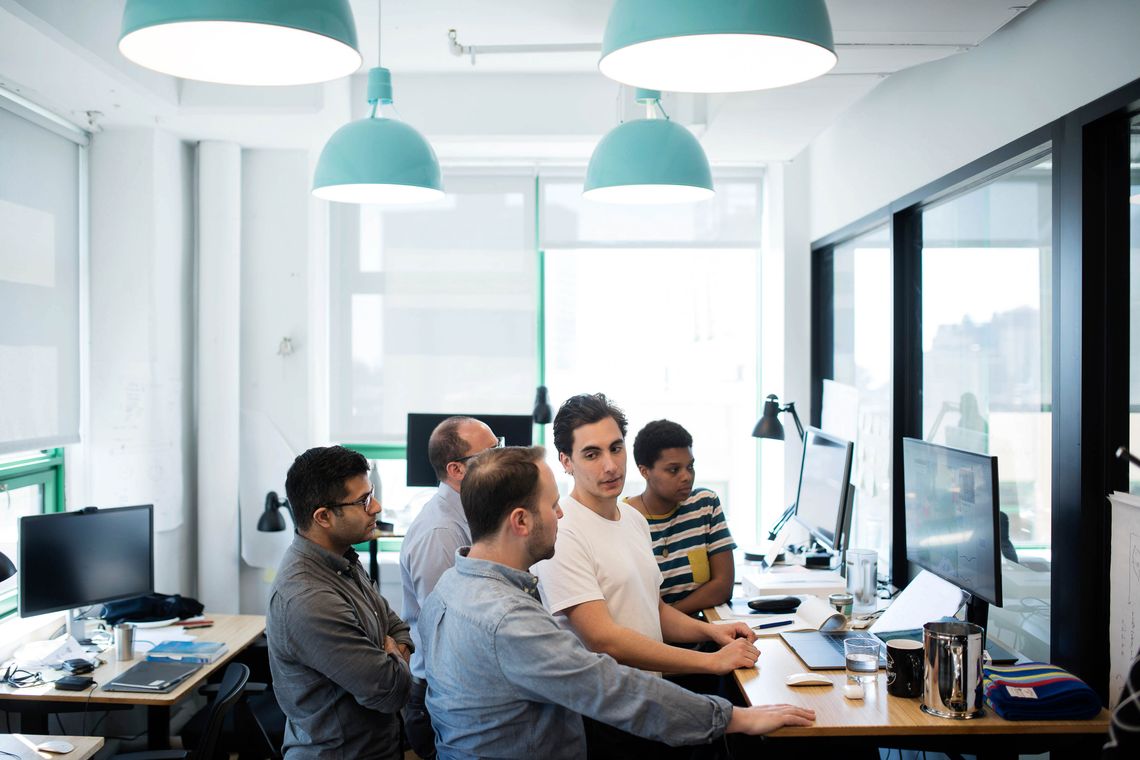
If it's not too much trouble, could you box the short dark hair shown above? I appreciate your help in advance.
[552,393,628,456]
[427,416,480,481]
[633,419,694,469]
[285,446,370,531]
[460,446,546,542]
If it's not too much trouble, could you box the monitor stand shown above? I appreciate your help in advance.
[964,594,989,633]
[67,608,87,640]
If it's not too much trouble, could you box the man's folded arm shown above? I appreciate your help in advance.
[284,589,412,713]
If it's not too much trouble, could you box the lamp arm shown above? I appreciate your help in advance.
[783,402,805,441]
[767,502,797,541]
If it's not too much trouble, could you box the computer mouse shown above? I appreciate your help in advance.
[747,596,801,614]
[36,741,75,754]
[785,672,833,687]
[843,681,865,700]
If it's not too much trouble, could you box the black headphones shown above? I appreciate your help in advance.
[2,663,43,688]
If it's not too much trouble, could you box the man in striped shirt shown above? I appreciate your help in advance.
[626,420,736,614]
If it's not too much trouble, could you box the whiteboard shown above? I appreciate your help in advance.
[1109,491,1140,708]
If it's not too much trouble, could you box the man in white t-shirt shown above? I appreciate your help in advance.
[531,393,759,757]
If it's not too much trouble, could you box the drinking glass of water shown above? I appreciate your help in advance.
[844,637,880,683]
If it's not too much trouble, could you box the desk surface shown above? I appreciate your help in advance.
[707,607,1110,738]
[0,734,103,760]
[0,614,265,707]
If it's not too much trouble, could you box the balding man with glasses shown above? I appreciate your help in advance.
[399,416,501,758]
[268,445,414,760]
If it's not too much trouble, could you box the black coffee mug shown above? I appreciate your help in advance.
[886,638,924,698]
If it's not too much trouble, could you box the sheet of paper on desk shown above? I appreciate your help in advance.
[870,569,965,635]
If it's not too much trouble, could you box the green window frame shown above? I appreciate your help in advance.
[0,449,66,617]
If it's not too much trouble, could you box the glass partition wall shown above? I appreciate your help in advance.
[920,157,1053,661]
[830,225,893,572]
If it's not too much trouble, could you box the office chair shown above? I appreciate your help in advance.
[180,636,284,760]
[113,662,250,760]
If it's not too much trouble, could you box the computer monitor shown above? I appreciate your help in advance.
[792,427,855,554]
[406,413,534,487]
[19,505,154,630]
[902,437,1003,628]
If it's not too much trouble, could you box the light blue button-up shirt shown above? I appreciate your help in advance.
[420,549,733,760]
[400,482,472,679]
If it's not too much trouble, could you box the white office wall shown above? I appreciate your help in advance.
[238,148,313,614]
[805,0,1140,241]
[85,127,195,596]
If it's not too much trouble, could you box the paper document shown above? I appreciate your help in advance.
[869,569,964,635]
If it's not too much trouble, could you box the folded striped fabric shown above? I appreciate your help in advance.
[982,662,1102,720]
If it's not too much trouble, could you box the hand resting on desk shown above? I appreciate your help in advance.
[728,704,816,735]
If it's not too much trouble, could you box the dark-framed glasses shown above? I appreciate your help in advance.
[451,437,506,465]
[328,487,374,511]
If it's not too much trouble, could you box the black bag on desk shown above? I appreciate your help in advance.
[100,593,204,625]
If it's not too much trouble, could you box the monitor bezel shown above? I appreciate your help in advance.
[901,437,1004,608]
[405,412,535,487]
[791,426,855,554]
[17,504,155,618]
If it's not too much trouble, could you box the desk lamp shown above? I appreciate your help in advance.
[752,394,804,442]
[532,386,553,425]
[0,551,14,582]
[752,394,805,544]
[257,491,291,533]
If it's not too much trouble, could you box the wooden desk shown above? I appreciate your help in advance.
[0,614,265,750]
[707,608,1110,754]
[0,734,103,760]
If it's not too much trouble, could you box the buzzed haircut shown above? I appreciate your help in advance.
[551,393,628,457]
[428,416,480,481]
[633,419,694,469]
[285,445,371,531]
[460,446,546,542]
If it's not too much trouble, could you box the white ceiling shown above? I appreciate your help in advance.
[0,0,1038,162]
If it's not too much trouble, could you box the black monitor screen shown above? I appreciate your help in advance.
[19,505,154,617]
[902,438,1002,607]
[792,428,854,552]
[406,413,534,487]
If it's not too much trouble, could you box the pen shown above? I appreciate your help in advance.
[752,619,794,630]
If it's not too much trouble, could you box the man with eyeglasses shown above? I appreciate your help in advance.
[268,445,413,760]
[399,416,500,759]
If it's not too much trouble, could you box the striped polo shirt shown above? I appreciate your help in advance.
[625,488,736,605]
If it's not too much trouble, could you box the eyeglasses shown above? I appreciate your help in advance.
[327,488,374,511]
[450,437,506,465]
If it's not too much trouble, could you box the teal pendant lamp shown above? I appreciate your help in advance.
[599,0,837,93]
[313,2,443,206]
[119,0,362,86]
[313,68,443,204]
[584,89,713,205]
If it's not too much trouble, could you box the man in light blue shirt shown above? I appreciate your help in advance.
[419,446,815,760]
[399,416,498,758]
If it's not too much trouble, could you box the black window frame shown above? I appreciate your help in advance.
[811,75,1140,700]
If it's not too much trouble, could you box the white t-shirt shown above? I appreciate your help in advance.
[531,494,664,645]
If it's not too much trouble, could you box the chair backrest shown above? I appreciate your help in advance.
[194,662,251,760]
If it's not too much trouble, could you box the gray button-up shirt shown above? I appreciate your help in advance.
[399,482,471,679]
[268,534,414,760]
[420,549,733,759]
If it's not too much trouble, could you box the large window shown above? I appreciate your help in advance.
[540,172,765,544]
[334,171,770,541]
[830,224,892,570]
[920,155,1052,661]
[543,248,759,543]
